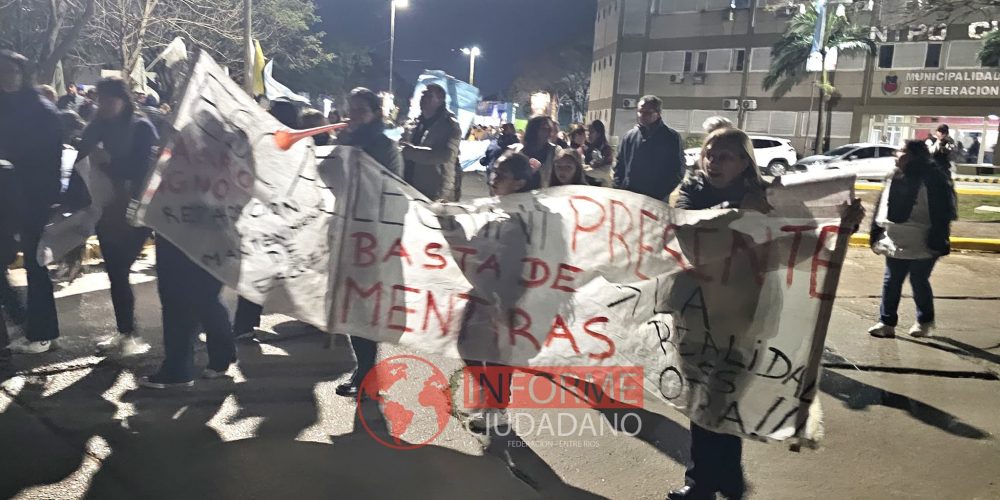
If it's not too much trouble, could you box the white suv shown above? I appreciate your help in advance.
[685,135,798,176]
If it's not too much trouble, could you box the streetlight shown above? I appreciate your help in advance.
[389,0,408,94]
[461,46,481,86]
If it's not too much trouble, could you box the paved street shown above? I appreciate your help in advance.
[2,235,999,499]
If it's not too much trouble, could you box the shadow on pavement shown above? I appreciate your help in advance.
[597,405,691,466]
[819,369,990,440]
[2,328,598,499]
[906,335,1000,367]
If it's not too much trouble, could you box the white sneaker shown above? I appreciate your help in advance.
[119,336,151,356]
[908,322,935,338]
[8,338,56,354]
[95,334,123,352]
[868,323,896,339]
[201,367,231,379]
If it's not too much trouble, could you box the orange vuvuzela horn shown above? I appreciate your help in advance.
[273,122,349,150]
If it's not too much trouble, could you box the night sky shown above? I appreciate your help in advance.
[317,0,597,96]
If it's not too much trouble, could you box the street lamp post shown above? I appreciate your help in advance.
[389,0,408,95]
[461,46,480,86]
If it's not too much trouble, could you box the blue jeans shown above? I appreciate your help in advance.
[155,238,234,382]
[880,256,938,327]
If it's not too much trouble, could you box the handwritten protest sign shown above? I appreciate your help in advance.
[136,52,854,442]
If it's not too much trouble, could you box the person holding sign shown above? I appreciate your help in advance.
[334,87,404,398]
[668,127,768,500]
[73,77,158,357]
[670,128,863,499]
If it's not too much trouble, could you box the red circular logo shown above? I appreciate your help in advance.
[357,355,453,450]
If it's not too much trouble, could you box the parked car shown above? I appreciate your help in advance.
[685,135,798,176]
[792,143,899,181]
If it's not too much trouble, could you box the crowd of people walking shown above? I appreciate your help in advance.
[1,45,960,499]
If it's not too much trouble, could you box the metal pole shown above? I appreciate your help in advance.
[243,0,253,96]
[736,3,757,129]
[389,2,396,94]
[469,53,476,86]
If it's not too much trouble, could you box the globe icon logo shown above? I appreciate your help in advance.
[358,355,453,450]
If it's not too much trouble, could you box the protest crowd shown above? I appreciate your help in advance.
[0,46,960,500]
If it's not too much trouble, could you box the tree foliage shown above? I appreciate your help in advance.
[763,4,876,98]
[282,41,375,103]
[508,40,591,121]
[764,3,875,153]
[0,0,327,85]
[0,0,98,83]
[979,28,1000,66]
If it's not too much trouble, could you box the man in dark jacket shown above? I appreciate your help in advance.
[614,95,685,201]
[0,50,62,354]
[401,84,462,201]
[57,83,84,112]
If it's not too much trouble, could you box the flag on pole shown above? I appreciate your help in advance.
[263,60,310,104]
[806,0,828,72]
[253,39,266,96]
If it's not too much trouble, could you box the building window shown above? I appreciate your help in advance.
[925,43,942,68]
[733,49,746,72]
[749,47,772,72]
[947,40,984,68]
[891,43,927,69]
[684,51,693,72]
[703,49,733,73]
[878,45,894,68]
[696,51,708,72]
[659,0,701,13]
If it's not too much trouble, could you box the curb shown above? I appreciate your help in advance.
[850,234,1000,253]
[854,183,1000,196]
[954,176,1000,184]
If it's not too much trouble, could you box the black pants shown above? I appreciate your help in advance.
[685,423,745,498]
[347,335,377,386]
[0,268,25,326]
[19,218,58,341]
[155,238,234,381]
[233,297,263,335]
[96,224,150,334]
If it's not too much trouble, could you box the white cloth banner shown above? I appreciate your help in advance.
[37,152,116,266]
[136,52,855,442]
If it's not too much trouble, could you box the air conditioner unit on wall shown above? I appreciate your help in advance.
[723,98,740,111]
[668,73,684,84]
[742,99,758,110]
[622,98,637,109]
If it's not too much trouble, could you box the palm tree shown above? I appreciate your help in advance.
[763,3,875,154]
[978,29,1000,66]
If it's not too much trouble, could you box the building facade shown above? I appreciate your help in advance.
[589,0,1000,162]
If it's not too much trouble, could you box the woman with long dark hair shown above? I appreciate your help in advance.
[584,119,613,186]
[549,148,586,187]
[512,115,557,190]
[868,140,955,339]
[74,77,159,356]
